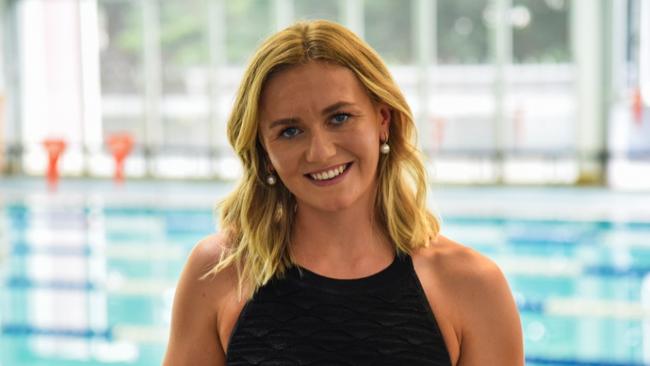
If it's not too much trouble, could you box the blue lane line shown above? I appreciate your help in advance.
[10,243,92,256]
[507,236,585,246]
[7,206,650,230]
[525,356,649,366]
[6,277,96,291]
[516,298,546,313]
[5,204,212,217]
[8,241,195,257]
[584,265,650,278]
[1,324,112,340]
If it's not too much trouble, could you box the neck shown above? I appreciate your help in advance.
[289,193,393,273]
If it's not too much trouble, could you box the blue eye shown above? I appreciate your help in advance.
[331,113,350,125]
[280,127,301,139]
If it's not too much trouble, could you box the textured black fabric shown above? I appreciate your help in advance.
[226,254,451,366]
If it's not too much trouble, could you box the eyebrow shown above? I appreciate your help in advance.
[322,101,354,116]
[267,101,355,130]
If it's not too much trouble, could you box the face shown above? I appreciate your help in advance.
[258,61,391,213]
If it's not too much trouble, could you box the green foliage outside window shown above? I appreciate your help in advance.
[98,0,573,93]
[365,0,414,65]
[437,0,490,64]
[225,0,272,65]
[513,0,571,63]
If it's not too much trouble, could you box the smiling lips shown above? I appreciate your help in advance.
[306,163,351,181]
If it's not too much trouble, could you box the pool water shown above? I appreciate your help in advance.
[1,181,649,366]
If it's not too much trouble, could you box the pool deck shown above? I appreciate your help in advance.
[1,176,649,222]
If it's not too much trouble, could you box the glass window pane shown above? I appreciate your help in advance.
[98,0,145,142]
[226,0,272,65]
[364,0,414,65]
[159,0,211,151]
[160,0,209,94]
[295,0,340,22]
[512,0,571,63]
[436,0,490,64]
[506,2,575,171]
[627,0,641,67]
[98,0,143,94]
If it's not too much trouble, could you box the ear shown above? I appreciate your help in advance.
[376,103,391,140]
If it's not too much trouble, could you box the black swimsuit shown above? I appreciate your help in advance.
[226,253,451,365]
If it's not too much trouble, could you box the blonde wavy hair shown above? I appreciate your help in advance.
[203,20,440,299]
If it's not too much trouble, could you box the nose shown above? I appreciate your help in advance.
[305,129,336,163]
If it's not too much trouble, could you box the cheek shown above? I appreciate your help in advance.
[267,146,299,175]
[354,129,380,159]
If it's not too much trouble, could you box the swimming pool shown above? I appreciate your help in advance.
[1,179,649,365]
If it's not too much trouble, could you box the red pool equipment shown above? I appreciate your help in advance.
[633,87,643,126]
[42,138,66,189]
[107,133,134,184]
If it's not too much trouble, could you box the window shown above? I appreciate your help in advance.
[437,0,490,64]
[98,0,145,143]
[364,0,414,65]
[159,0,211,152]
[225,0,272,65]
[295,0,340,22]
[512,0,571,63]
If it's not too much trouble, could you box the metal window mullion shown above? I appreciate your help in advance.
[141,0,162,177]
[610,0,626,108]
[492,0,512,183]
[600,0,614,171]
[4,0,22,174]
[571,0,606,184]
[77,0,103,177]
[273,0,293,31]
[608,0,631,164]
[413,0,433,154]
[0,0,4,174]
[74,0,87,176]
[207,0,225,178]
[640,0,650,105]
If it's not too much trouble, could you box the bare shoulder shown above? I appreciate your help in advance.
[181,232,242,317]
[191,232,230,266]
[413,235,524,365]
[180,233,233,294]
[415,235,506,291]
[163,232,237,366]
[190,233,233,275]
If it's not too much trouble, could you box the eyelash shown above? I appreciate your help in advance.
[280,127,301,139]
[278,112,352,139]
[331,113,351,125]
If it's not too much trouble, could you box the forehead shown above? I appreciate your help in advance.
[259,61,370,119]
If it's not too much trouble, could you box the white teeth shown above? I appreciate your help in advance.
[310,164,347,181]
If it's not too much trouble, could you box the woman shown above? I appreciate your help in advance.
[164,20,524,366]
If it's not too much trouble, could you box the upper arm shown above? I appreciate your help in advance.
[455,253,524,366]
[163,235,229,366]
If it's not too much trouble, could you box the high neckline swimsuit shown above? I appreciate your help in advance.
[226,254,451,366]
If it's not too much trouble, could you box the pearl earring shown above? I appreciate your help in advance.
[266,173,277,186]
[380,140,390,154]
